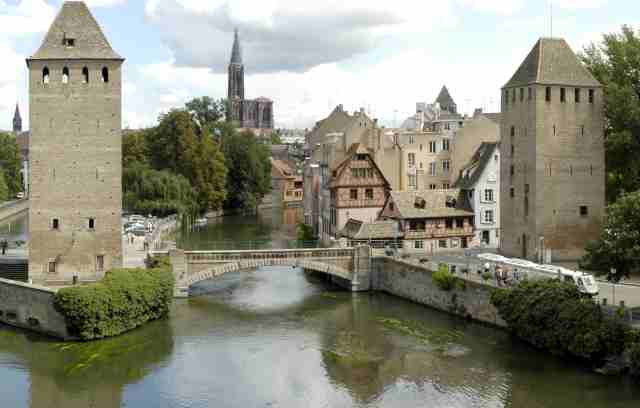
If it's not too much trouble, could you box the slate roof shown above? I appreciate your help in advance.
[230,28,242,64]
[453,142,499,190]
[504,38,600,88]
[339,219,402,240]
[435,85,455,106]
[388,190,473,219]
[29,1,122,61]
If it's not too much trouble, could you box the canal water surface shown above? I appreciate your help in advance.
[1,208,639,407]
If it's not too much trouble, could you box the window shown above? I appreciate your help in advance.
[350,189,358,200]
[52,218,59,230]
[414,240,424,249]
[442,160,450,174]
[429,141,437,153]
[445,219,453,229]
[510,126,515,137]
[408,153,416,167]
[408,175,417,190]
[351,168,357,178]
[484,210,494,223]
[520,88,524,102]
[524,196,529,217]
[528,87,532,101]
[429,184,437,190]
[102,67,109,83]
[48,261,57,274]
[63,37,75,47]
[439,239,447,249]
[96,255,104,273]
[62,67,70,84]
[510,187,515,198]
[560,87,566,103]
[580,125,585,137]
[443,183,450,189]
[88,218,95,230]
[456,219,464,228]
[512,89,516,103]
[589,89,594,103]
[545,87,551,102]
[356,154,367,161]
[82,67,89,83]
[42,66,50,84]
[525,184,530,194]
[444,123,451,131]
[510,165,515,178]
[504,90,509,105]
[365,188,374,199]
[429,162,437,176]
[366,168,373,178]
[575,88,581,103]
[442,139,450,151]
[553,124,556,136]
[389,202,394,211]
[409,135,415,144]
[580,206,589,217]
[484,189,494,202]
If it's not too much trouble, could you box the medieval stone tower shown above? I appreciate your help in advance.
[500,38,605,262]
[27,1,123,283]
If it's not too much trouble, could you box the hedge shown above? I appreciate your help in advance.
[490,280,630,363]
[54,266,174,340]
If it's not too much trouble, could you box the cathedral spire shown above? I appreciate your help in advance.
[13,102,22,133]
[230,28,242,65]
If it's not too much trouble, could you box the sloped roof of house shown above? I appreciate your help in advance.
[339,219,402,240]
[388,190,473,219]
[271,158,294,177]
[504,38,600,88]
[435,85,455,106]
[29,1,122,61]
[453,142,499,190]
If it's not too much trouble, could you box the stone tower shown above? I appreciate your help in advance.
[228,28,244,101]
[27,1,124,283]
[500,38,604,262]
[12,103,22,133]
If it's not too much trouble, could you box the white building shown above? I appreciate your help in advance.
[453,142,501,248]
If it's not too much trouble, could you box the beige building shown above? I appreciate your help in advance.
[27,1,123,283]
[500,38,605,262]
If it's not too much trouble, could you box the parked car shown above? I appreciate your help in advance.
[16,192,25,199]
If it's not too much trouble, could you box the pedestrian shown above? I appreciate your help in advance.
[0,238,7,255]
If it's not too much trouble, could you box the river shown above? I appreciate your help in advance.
[0,207,639,407]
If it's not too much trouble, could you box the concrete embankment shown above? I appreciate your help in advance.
[0,277,70,340]
[0,200,28,223]
[372,257,506,328]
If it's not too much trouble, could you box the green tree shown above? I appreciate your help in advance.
[581,26,640,202]
[185,96,225,134]
[192,132,227,211]
[122,129,149,168]
[0,170,9,202]
[270,129,283,145]
[296,223,316,241]
[223,129,272,211]
[0,132,22,196]
[582,191,640,280]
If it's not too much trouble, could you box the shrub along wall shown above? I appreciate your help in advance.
[490,280,640,373]
[53,266,174,340]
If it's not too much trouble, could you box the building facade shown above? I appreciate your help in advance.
[454,142,500,248]
[27,1,123,283]
[227,29,274,130]
[500,38,605,262]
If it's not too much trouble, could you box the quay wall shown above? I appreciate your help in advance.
[372,257,506,328]
[0,200,28,224]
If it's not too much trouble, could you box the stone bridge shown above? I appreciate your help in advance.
[166,246,371,298]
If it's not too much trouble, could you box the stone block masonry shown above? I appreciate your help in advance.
[372,257,506,328]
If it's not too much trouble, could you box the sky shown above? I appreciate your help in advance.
[0,0,637,130]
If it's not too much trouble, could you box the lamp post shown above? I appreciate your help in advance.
[611,268,617,306]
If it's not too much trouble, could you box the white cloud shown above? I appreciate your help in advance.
[553,0,609,9]
[457,0,526,15]
[84,0,127,7]
[0,0,56,36]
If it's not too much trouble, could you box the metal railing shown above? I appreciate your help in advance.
[184,246,355,263]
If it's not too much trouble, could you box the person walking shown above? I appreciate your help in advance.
[0,238,8,256]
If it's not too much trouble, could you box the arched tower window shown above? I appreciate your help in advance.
[62,66,70,84]
[42,66,50,84]
[82,67,89,84]
[102,67,109,83]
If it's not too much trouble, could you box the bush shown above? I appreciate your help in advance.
[432,264,457,291]
[54,267,174,340]
[482,271,492,281]
[630,342,640,379]
[490,279,628,363]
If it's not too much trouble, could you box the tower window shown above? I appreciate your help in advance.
[580,206,589,217]
[581,125,585,136]
[62,66,69,84]
[510,126,515,137]
[48,262,57,274]
[42,66,50,84]
[63,37,75,48]
[82,67,89,84]
[519,88,524,102]
[560,88,566,103]
[545,87,551,102]
[102,67,109,83]
[528,87,532,101]
[504,90,509,106]
[96,255,104,273]
[589,89,594,103]
[575,88,581,103]
[89,218,95,230]
[52,218,59,230]
[512,89,516,103]
[510,187,515,198]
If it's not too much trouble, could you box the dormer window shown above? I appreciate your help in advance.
[62,66,69,84]
[64,38,75,48]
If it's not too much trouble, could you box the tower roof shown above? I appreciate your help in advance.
[504,38,600,88]
[230,28,242,64]
[28,1,122,61]
[435,86,455,106]
[13,103,21,121]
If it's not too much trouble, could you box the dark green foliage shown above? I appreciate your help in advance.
[581,26,640,202]
[581,191,640,279]
[54,267,175,340]
[296,223,316,241]
[185,96,225,134]
[0,132,22,196]
[122,129,150,168]
[630,342,640,379]
[0,169,8,202]
[490,280,628,363]
[432,264,457,291]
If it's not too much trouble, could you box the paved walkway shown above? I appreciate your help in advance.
[122,235,148,269]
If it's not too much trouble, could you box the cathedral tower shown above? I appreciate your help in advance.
[27,1,124,283]
[500,38,605,261]
[12,103,22,133]
[228,28,244,101]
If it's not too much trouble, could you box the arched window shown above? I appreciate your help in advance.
[42,66,50,84]
[82,67,89,84]
[510,126,515,137]
[101,67,109,83]
[62,66,70,84]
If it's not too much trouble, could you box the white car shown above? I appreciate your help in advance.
[16,192,25,199]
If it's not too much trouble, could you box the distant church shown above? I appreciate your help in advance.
[227,29,274,131]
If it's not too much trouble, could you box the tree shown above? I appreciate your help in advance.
[185,97,225,135]
[223,129,272,211]
[192,132,227,211]
[0,170,9,202]
[582,191,640,280]
[0,132,22,196]
[122,129,149,168]
[581,26,640,202]
[270,129,283,145]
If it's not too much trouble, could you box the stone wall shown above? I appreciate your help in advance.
[0,277,69,339]
[372,257,506,327]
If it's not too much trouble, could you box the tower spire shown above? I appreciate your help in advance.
[230,27,242,64]
[13,102,22,133]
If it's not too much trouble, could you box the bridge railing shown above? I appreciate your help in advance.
[183,247,355,263]
[178,240,321,251]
